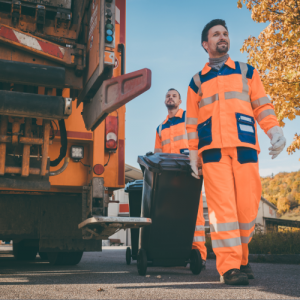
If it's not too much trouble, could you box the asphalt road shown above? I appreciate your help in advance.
[0,245,300,299]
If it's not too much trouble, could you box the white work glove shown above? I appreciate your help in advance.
[267,126,286,159]
[189,150,202,179]
[190,160,200,179]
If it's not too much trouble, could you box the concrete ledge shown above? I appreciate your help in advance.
[207,252,300,264]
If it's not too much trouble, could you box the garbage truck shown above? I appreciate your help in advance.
[0,0,151,265]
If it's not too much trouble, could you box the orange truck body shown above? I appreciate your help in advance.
[0,0,151,264]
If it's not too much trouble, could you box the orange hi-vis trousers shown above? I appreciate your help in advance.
[201,147,261,275]
[192,194,207,261]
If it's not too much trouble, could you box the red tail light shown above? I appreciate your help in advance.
[93,164,105,175]
[105,116,118,151]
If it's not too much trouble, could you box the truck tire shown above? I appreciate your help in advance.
[47,251,83,265]
[13,241,38,261]
[39,252,48,260]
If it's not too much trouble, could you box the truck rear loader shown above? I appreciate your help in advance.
[0,0,151,265]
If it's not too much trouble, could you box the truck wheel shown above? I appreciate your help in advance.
[47,252,83,265]
[137,248,147,276]
[126,247,131,265]
[190,249,202,275]
[39,252,48,260]
[13,241,38,261]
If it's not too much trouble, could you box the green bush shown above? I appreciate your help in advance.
[205,232,300,255]
[248,232,300,254]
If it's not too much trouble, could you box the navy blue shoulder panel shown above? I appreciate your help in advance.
[161,111,185,131]
[199,69,218,84]
[219,62,242,76]
[246,64,255,79]
[189,77,199,94]
[182,110,186,122]
[156,125,160,134]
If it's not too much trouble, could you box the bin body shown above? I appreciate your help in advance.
[138,153,202,267]
[124,180,143,260]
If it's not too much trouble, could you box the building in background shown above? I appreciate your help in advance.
[256,196,278,232]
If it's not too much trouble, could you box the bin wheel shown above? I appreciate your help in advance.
[39,252,48,260]
[126,247,131,265]
[190,249,202,275]
[137,248,147,276]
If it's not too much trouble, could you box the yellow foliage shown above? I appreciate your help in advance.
[277,196,290,214]
[238,0,300,159]
[261,170,300,214]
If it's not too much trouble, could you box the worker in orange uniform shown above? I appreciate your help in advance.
[154,88,207,269]
[186,19,286,285]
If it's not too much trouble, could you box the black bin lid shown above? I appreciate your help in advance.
[138,152,191,173]
[124,179,144,192]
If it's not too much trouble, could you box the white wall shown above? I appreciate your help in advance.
[256,200,277,231]
[104,188,130,246]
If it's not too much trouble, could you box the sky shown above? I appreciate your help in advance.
[124,0,300,177]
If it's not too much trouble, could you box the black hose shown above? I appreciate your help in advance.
[118,44,125,75]
[50,119,68,167]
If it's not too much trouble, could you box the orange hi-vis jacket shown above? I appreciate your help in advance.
[154,108,189,154]
[186,57,279,155]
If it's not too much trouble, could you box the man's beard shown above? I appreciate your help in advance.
[165,103,177,110]
[216,43,228,54]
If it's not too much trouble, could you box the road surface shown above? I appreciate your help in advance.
[0,245,299,299]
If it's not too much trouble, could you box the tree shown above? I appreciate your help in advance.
[277,196,290,214]
[237,0,300,159]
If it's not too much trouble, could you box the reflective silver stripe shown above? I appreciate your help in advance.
[161,139,170,146]
[173,134,187,142]
[199,94,219,108]
[195,225,205,231]
[193,236,206,242]
[241,230,254,244]
[224,91,250,103]
[239,218,256,231]
[193,73,202,96]
[210,221,239,233]
[186,117,198,125]
[251,96,271,109]
[188,132,198,140]
[154,148,162,153]
[257,109,276,123]
[239,62,249,95]
[212,237,241,249]
[158,122,163,138]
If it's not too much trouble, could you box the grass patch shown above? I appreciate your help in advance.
[205,231,300,255]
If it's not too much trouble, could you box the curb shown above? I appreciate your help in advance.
[207,252,300,264]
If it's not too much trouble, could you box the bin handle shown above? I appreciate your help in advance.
[157,158,186,170]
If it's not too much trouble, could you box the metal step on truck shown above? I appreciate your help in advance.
[0,0,151,265]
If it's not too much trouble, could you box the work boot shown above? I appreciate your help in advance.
[240,263,254,279]
[220,269,249,285]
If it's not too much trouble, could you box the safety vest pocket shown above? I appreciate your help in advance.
[202,148,222,164]
[197,117,212,149]
[237,147,258,164]
[236,113,256,145]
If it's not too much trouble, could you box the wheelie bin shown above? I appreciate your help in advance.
[137,152,203,276]
[124,179,143,265]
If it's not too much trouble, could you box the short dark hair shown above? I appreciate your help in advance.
[167,88,181,99]
[201,19,228,52]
